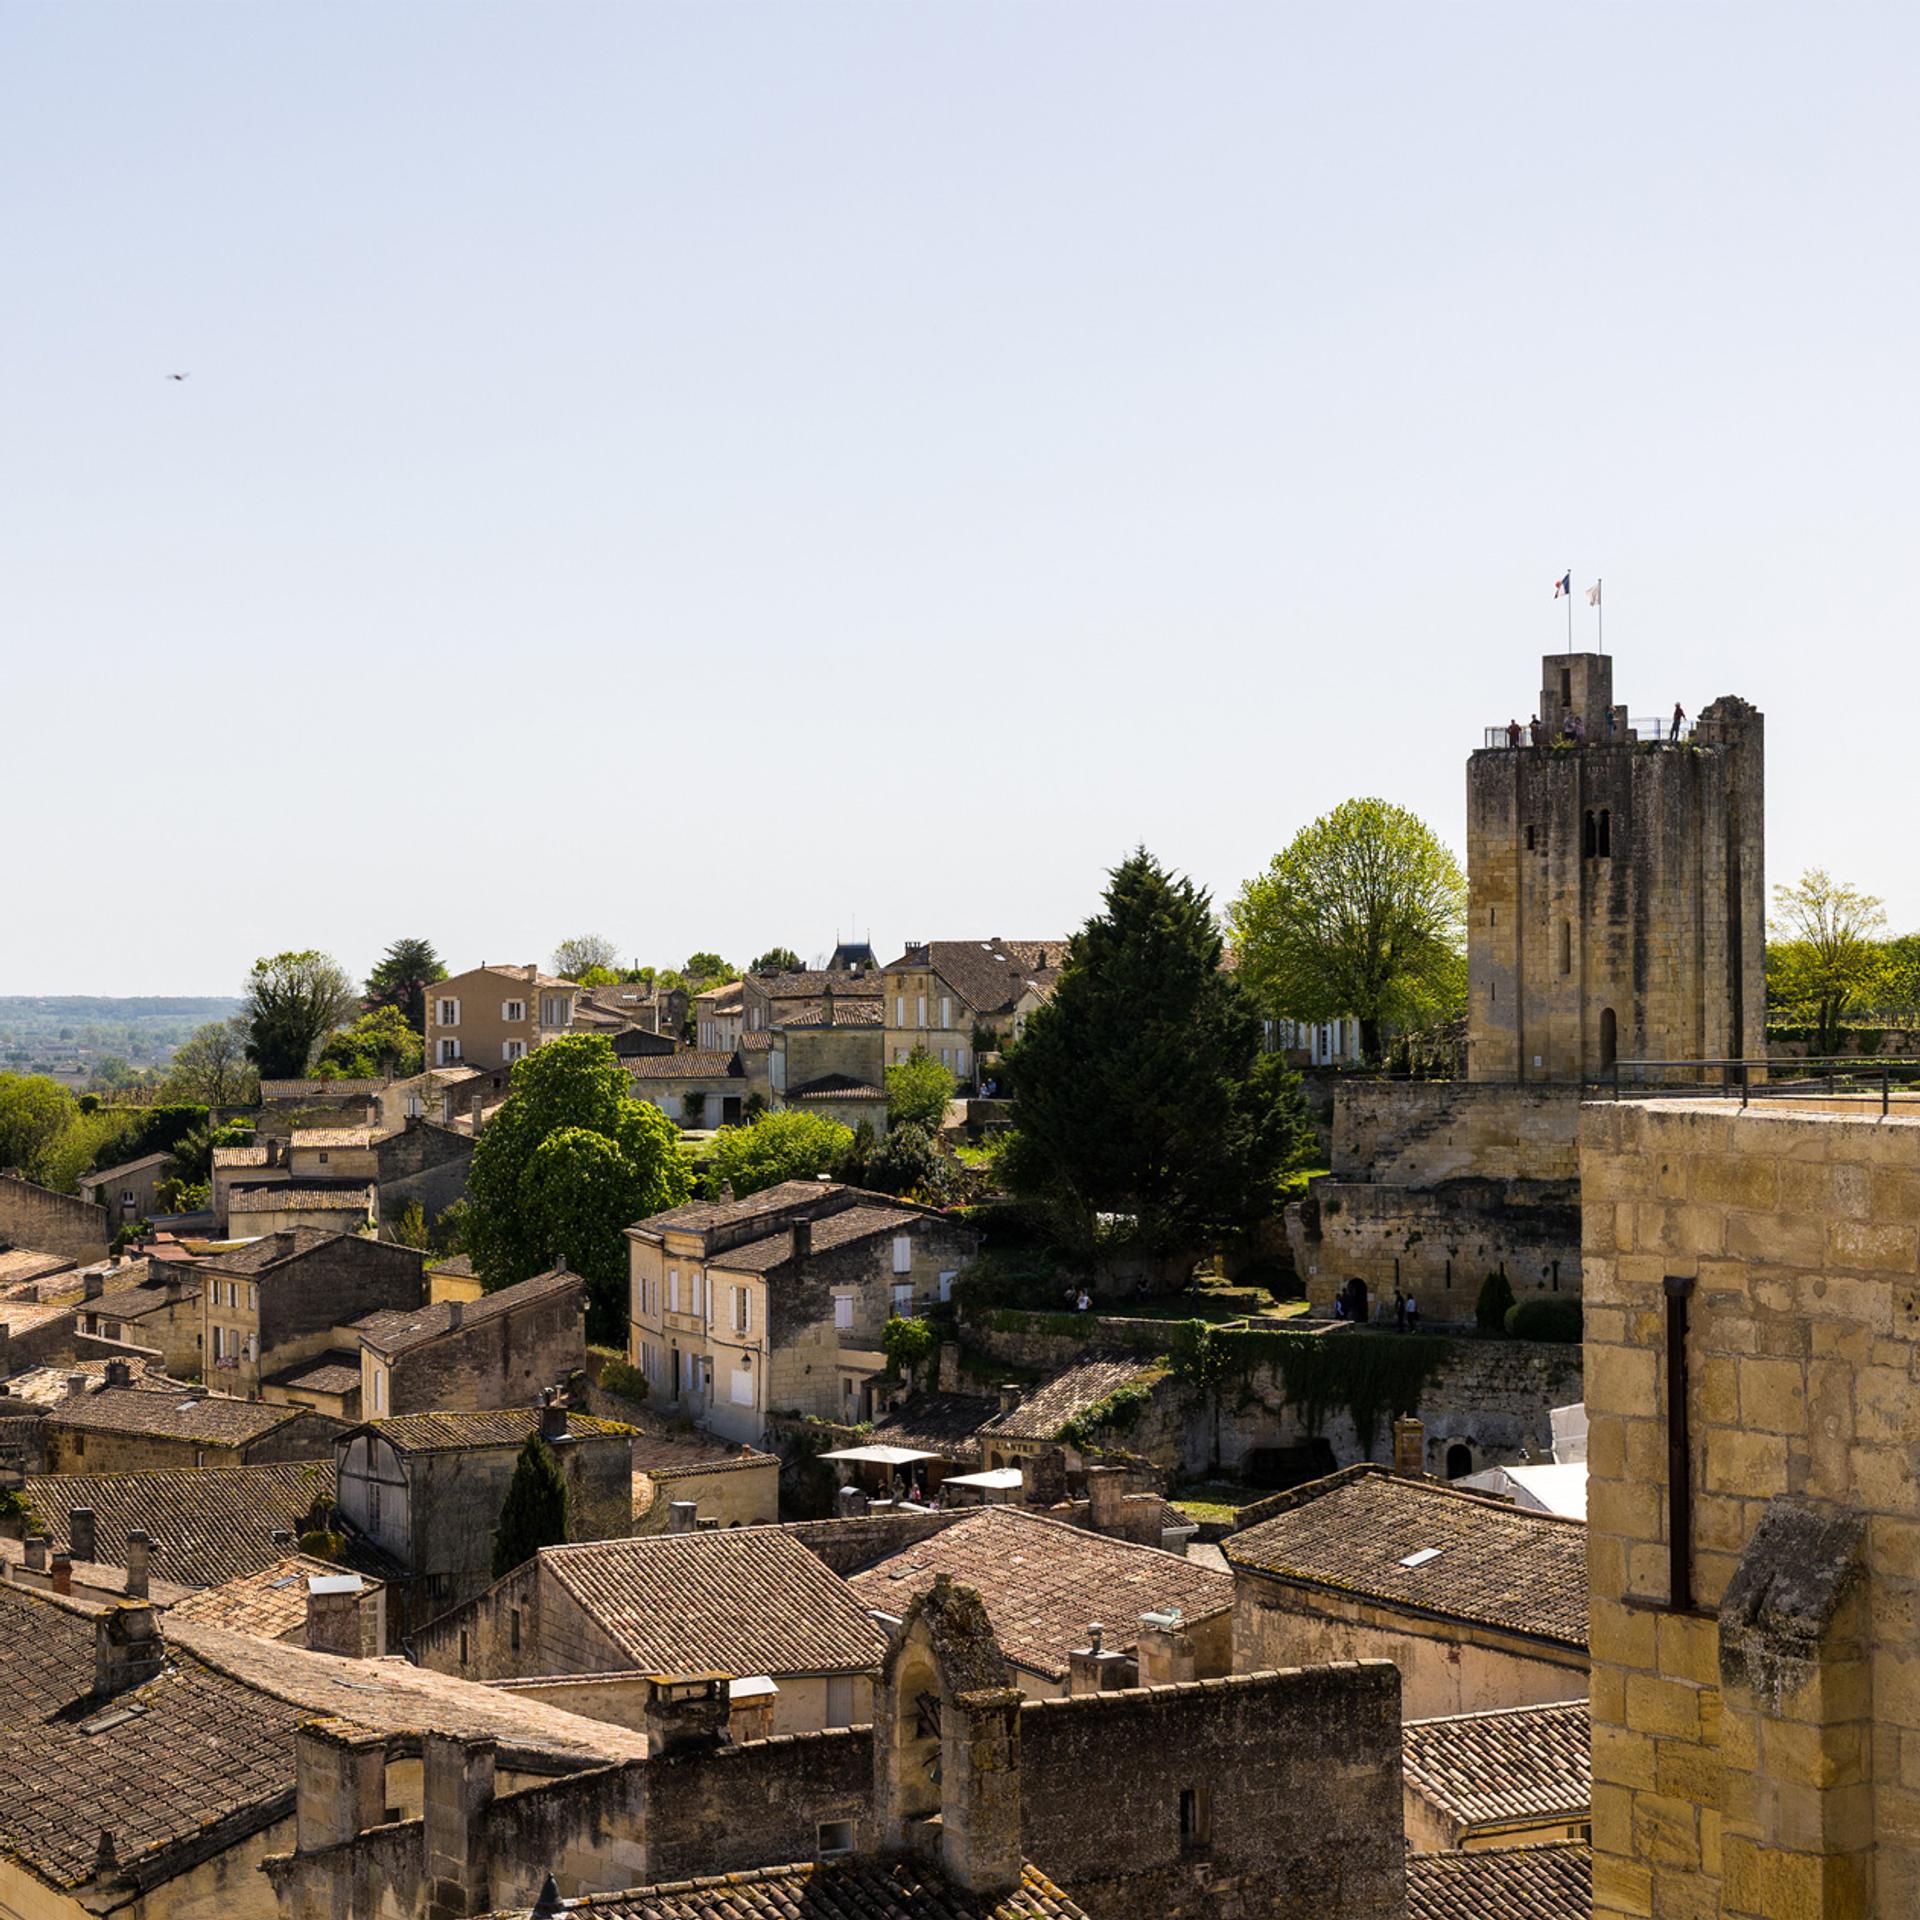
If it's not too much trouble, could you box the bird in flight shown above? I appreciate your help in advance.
[166,372,189,381]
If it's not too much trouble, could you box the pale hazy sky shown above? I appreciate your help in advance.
[7,5,1917,996]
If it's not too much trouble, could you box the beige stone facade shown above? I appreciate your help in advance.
[425,964,578,1070]
[1581,1094,1920,1920]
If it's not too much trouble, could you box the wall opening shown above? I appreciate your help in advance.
[1597,808,1612,857]
[1180,1788,1213,1850]
[1582,810,1597,858]
[1525,825,1536,851]
[1560,921,1573,975]
[1600,1006,1617,1070]
[1444,1443,1473,1480]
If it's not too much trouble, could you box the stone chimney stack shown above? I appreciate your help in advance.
[24,1533,48,1572]
[940,1671,1023,1895]
[667,1501,699,1534]
[124,1531,151,1601]
[306,1574,370,1658]
[83,1272,104,1303]
[423,1734,496,1918]
[94,1601,164,1698]
[1083,1465,1127,1533]
[104,1359,132,1389]
[998,1383,1023,1417]
[1067,1623,1131,1695]
[836,1485,870,1519]
[295,1718,388,1852]
[66,1374,87,1400]
[791,1219,813,1263]
[643,1674,731,1757]
[1136,1609,1198,1686]
[446,1299,463,1330]
[537,1390,567,1443]
[69,1507,97,1564]
[1392,1416,1427,1479]
[51,1553,72,1595]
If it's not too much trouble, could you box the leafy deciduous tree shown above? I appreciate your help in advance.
[163,1017,259,1106]
[491,1434,570,1579]
[243,952,357,1080]
[750,948,803,975]
[465,1035,689,1340]
[1006,848,1311,1265]
[1767,869,1888,1054]
[701,1109,854,1200]
[364,938,447,1027]
[315,1006,425,1080]
[886,1046,957,1131]
[551,935,619,979]
[1229,798,1467,1065]
[0,1076,78,1183]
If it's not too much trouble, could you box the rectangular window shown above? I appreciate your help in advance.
[734,1286,751,1334]
[1180,1787,1213,1850]
[692,1272,705,1319]
[834,1294,854,1330]
[668,1270,679,1312]
[957,1048,968,1075]
[892,1236,912,1274]
[895,995,906,1026]
[939,1270,958,1302]
[916,995,927,1027]
[939,996,951,1028]
[503,1039,526,1063]
[510,1607,521,1652]
[438,1038,463,1064]
[437,998,460,1026]
[818,1820,854,1857]
[405,1093,422,1117]
[892,1282,913,1313]
[374,1369,385,1412]
[459,1630,469,1666]
[502,1000,526,1023]
[730,1365,755,1407]
[825,1676,855,1728]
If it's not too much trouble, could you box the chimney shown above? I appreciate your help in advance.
[643,1674,731,1757]
[537,1390,567,1443]
[1067,1622,1132,1695]
[94,1829,121,1887]
[69,1508,97,1565]
[423,1734,496,1914]
[997,1383,1023,1417]
[446,1299,463,1331]
[83,1272,104,1302]
[1084,1465,1127,1533]
[1392,1416,1426,1479]
[24,1533,48,1572]
[51,1553,72,1595]
[124,1531,151,1600]
[94,1601,164,1697]
[790,1219,813,1263]
[295,1718,388,1851]
[271,1527,294,1547]
[1136,1609,1198,1686]
[667,1501,699,1534]
[836,1485,870,1519]
[66,1375,88,1400]
[104,1359,131,1389]
[305,1573,370,1658]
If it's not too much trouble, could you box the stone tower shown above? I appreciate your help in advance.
[1466,653,1765,1083]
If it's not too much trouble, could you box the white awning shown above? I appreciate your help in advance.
[942,1468,1024,1490]
[817,1444,939,1466]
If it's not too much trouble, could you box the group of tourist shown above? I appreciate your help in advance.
[1504,700,1687,749]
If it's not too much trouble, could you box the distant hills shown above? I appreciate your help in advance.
[0,997,245,1080]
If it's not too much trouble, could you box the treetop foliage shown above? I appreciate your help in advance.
[243,951,357,1080]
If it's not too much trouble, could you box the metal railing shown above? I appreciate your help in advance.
[1481,717,1693,749]
[1597,1057,1920,1116]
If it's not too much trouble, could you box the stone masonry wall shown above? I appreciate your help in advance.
[1581,1096,1920,1920]
[386,1284,586,1416]
[1330,1081,1583,1183]
[0,1173,108,1266]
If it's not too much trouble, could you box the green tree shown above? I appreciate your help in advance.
[163,1017,258,1105]
[364,938,447,1026]
[886,1046,957,1131]
[684,952,732,981]
[1768,869,1887,1054]
[750,947,803,975]
[243,951,357,1080]
[1230,798,1467,1066]
[575,965,620,989]
[863,1121,943,1200]
[491,1433,570,1579]
[0,1076,78,1182]
[702,1109,854,1199]
[465,1034,689,1340]
[552,935,619,978]
[391,1201,430,1251]
[315,1006,425,1080]
[1006,848,1311,1265]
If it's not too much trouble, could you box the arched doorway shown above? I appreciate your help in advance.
[1445,1442,1473,1480]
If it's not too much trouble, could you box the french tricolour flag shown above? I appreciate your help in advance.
[1553,572,1572,599]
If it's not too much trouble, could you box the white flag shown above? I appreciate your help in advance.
[1586,581,1602,606]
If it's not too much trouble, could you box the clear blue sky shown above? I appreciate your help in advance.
[7,4,1915,994]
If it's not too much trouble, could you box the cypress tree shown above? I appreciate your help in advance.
[491,1434,570,1580]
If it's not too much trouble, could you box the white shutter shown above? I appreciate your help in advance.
[668,1270,680,1312]
[892,1236,912,1274]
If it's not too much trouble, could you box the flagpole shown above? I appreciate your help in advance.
[1597,578,1604,655]
[1566,568,1572,650]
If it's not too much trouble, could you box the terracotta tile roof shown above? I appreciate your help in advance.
[535,1529,889,1677]
[869,1394,997,1463]
[636,1182,852,1238]
[366,1408,630,1453]
[486,1860,1090,1918]
[1225,1465,1589,1649]
[0,1249,75,1287]
[83,1278,182,1322]
[22,1462,379,1588]
[886,941,1067,1016]
[755,970,885,1000]
[196,1226,343,1273]
[85,1150,175,1183]
[262,1350,364,1396]
[979,1355,1169,1444]
[169,1553,377,1640]
[846,1506,1231,1682]
[0,1298,98,1339]
[1404,1843,1592,1920]
[288,1127,375,1149]
[211,1144,272,1168]
[1403,1700,1590,1834]
[628,1429,777,1474]
[0,1582,305,1891]
[429,1252,478,1278]
[229,1186,375,1215]
[779,1001,885,1028]
[354,1267,581,1355]
[623,1049,743,1081]
[7,1358,188,1407]
[714,1203,929,1274]
[46,1387,324,1446]
[261,1078,383,1098]
[786,1073,888,1100]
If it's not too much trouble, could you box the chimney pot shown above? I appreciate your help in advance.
[105,1359,131,1389]
[997,1383,1023,1416]
[69,1508,97,1564]
[538,1396,567,1442]
[51,1553,72,1595]
[124,1531,150,1600]
[643,1674,731,1756]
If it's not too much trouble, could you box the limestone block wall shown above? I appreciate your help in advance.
[1330,1081,1583,1183]
[1581,1096,1920,1920]
[0,1173,108,1266]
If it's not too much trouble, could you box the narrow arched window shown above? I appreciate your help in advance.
[1582,811,1598,858]
[1598,809,1612,857]
[1560,921,1573,976]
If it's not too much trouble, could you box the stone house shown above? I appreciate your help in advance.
[622,1047,749,1128]
[261,1569,1406,1920]
[211,1138,285,1230]
[354,1265,587,1419]
[694,978,745,1051]
[199,1228,424,1398]
[332,1399,635,1630]
[38,1384,345,1473]
[228,1183,376,1238]
[628,1427,780,1531]
[847,1505,1233,1697]
[741,967,884,1038]
[0,1170,109,1266]
[1578,1092,1920,1920]
[1225,1461,1590,1718]
[769,997,890,1133]
[259,1350,367,1420]
[411,1527,891,1736]
[427,963,579,1069]
[570,980,687,1041]
[75,1264,204,1375]
[973,1355,1174,1474]
[287,1126,380,1184]
[256,1078,383,1137]
[80,1149,174,1227]
[881,940,1065,1084]
[627,1182,978,1443]
[1401,1697,1590,1851]
[370,1115,474,1231]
